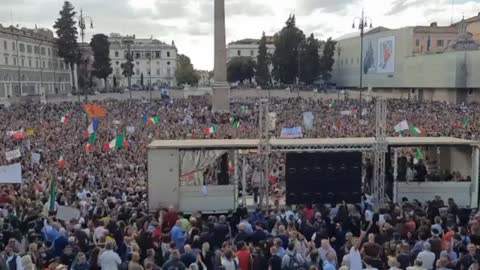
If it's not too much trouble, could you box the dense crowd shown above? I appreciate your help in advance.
[0,96,479,270]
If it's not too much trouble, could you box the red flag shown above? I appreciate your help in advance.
[58,156,65,169]
[85,144,92,153]
[12,132,27,140]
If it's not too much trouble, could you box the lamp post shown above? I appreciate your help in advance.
[75,9,93,103]
[352,9,372,102]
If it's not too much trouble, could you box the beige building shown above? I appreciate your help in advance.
[413,23,458,54]
[108,33,177,88]
[227,37,275,63]
[0,24,72,99]
[453,12,480,43]
[332,23,480,104]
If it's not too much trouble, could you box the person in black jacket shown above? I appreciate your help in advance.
[250,222,268,246]
[210,215,230,250]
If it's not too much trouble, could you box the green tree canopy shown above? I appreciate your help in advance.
[175,54,200,86]
[272,15,305,84]
[255,32,272,88]
[90,34,113,90]
[227,57,255,83]
[53,1,78,91]
[120,50,134,80]
[320,37,337,82]
[299,34,321,84]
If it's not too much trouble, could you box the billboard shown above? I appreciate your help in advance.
[362,38,377,74]
[377,36,395,73]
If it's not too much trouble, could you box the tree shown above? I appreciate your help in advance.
[90,34,113,90]
[175,54,200,86]
[120,51,134,86]
[320,37,337,82]
[53,1,78,93]
[140,73,144,87]
[227,57,255,83]
[255,32,271,88]
[299,34,321,84]
[272,15,305,84]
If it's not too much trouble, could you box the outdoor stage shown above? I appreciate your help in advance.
[147,137,479,213]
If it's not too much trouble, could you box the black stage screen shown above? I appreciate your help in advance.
[286,152,362,205]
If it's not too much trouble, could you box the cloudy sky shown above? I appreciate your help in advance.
[1,0,479,70]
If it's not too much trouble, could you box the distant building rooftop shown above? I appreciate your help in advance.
[229,36,274,45]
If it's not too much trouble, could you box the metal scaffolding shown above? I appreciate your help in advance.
[372,99,387,209]
[258,99,271,208]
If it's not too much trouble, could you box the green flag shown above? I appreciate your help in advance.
[49,173,57,211]
[88,132,97,144]
[399,130,405,137]
[415,149,424,160]
[463,119,469,128]
[116,134,126,149]
[410,126,421,136]
[233,120,240,129]
[329,100,335,109]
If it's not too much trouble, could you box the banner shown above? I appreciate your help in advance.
[303,112,314,130]
[56,206,81,221]
[340,110,352,116]
[0,163,22,184]
[5,148,21,161]
[394,120,409,132]
[126,126,135,134]
[31,152,41,164]
[280,127,303,138]
[268,112,277,131]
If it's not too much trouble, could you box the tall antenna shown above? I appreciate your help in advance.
[451,0,455,25]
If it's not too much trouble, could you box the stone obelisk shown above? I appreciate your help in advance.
[212,0,230,112]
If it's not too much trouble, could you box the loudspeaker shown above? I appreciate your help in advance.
[217,153,230,185]
[286,152,362,205]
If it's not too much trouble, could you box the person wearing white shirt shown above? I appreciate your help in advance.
[98,241,121,270]
[349,238,363,270]
[417,243,436,270]
[5,246,23,270]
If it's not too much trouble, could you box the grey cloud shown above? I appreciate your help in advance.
[385,0,424,16]
[297,0,360,16]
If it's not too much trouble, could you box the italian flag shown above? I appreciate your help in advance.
[329,100,335,109]
[204,125,218,134]
[104,134,128,150]
[60,112,72,124]
[415,149,424,160]
[147,116,160,126]
[49,173,57,212]
[230,117,240,129]
[58,156,65,169]
[410,126,421,136]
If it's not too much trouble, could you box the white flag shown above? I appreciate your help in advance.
[5,148,21,161]
[394,120,409,132]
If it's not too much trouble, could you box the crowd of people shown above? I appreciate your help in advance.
[0,96,479,269]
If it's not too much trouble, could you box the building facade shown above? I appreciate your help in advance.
[227,37,275,63]
[332,22,480,104]
[453,12,480,43]
[0,24,72,99]
[108,33,177,88]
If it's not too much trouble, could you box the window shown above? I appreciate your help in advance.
[147,69,151,75]
[42,61,45,68]
[12,42,15,50]
[156,69,160,75]
[155,51,160,58]
[167,68,171,77]
[4,56,8,65]
[40,47,46,55]
[166,51,170,57]
[115,51,119,57]
[21,58,24,67]
[437,40,444,47]
[416,39,420,47]
[135,69,140,75]
[135,52,140,59]
[34,46,39,54]
[146,52,151,59]
[351,58,354,64]
[19,43,25,52]
[237,50,241,56]
[13,57,16,66]
[3,41,7,50]
[36,60,38,68]
[28,59,32,67]
[250,50,254,56]
[47,48,51,56]
[27,45,32,53]
[167,61,171,65]
[48,61,52,69]
[116,61,119,65]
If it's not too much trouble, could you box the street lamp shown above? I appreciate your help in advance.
[75,9,94,103]
[352,9,372,103]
